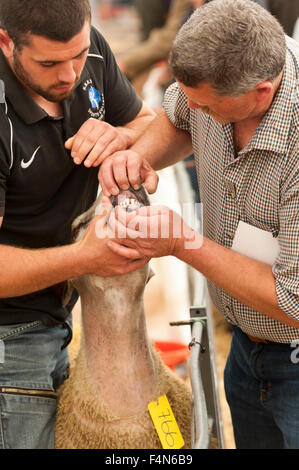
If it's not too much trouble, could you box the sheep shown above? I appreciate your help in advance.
[55,188,192,449]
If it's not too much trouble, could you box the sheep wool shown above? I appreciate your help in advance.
[55,345,192,449]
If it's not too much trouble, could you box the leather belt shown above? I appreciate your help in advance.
[247,334,268,344]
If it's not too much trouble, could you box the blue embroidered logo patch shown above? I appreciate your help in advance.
[88,87,102,109]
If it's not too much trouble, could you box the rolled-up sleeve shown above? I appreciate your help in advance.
[273,141,299,321]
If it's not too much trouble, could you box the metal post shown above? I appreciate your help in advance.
[189,302,225,448]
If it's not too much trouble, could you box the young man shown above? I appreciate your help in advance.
[0,0,154,449]
[98,0,299,448]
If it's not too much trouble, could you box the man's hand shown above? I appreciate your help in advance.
[75,196,150,277]
[65,118,129,168]
[98,150,159,196]
[106,204,202,260]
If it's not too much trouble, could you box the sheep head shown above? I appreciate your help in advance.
[65,186,154,303]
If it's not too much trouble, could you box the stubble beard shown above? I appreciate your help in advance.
[12,50,77,102]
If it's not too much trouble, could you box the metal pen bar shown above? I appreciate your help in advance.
[189,319,210,448]
[188,269,225,448]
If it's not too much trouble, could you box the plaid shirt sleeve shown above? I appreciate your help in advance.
[163,82,191,133]
[274,135,299,321]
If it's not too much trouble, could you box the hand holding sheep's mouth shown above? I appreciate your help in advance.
[106,203,200,261]
[73,193,150,278]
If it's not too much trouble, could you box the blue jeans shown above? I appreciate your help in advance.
[0,320,71,449]
[224,326,299,449]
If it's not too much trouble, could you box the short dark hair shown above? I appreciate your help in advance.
[0,0,91,49]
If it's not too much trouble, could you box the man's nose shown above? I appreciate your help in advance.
[57,61,77,84]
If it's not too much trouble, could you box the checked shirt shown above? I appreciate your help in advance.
[163,37,299,343]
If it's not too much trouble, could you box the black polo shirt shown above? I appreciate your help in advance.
[0,26,142,326]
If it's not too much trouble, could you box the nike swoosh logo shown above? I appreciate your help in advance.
[21,146,41,169]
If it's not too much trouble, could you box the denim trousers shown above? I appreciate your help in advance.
[0,320,72,449]
[224,326,299,449]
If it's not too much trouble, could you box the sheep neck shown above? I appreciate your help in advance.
[78,283,157,418]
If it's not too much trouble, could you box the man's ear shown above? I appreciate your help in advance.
[0,29,14,58]
[255,80,273,103]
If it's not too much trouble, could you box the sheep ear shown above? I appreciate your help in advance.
[146,265,155,284]
[62,280,75,308]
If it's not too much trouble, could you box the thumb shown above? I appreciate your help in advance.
[65,135,75,149]
[96,196,113,222]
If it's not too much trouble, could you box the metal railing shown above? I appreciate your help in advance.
[188,270,225,449]
[169,271,225,449]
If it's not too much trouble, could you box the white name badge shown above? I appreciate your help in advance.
[231,221,280,265]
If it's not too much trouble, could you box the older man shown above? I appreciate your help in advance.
[98,0,299,449]
[0,0,155,449]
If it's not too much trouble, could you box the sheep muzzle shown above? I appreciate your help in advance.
[110,185,150,212]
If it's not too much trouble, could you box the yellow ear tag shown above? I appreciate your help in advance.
[148,395,185,449]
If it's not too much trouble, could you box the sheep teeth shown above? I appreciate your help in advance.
[117,196,142,212]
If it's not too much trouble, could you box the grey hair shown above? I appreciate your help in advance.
[169,0,286,97]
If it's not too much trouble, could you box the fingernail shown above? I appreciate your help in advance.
[85,160,91,167]
[74,158,80,164]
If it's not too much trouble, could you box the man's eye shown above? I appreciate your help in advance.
[40,63,56,68]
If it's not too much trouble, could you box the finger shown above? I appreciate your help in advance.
[99,152,129,195]
[112,157,130,190]
[115,206,168,240]
[140,161,159,194]
[118,205,162,223]
[126,154,143,190]
[84,132,117,168]
[98,161,120,197]
[121,257,151,275]
[108,209,129,239]
[95,195,113,216]
[109,210,141,240]
[114,206,135,226]
[68,119,105,164]
[124,257,150,274]
[137,205,167,217]
[74,127,107,165]
[110,207,142,240]
[98,178,110,198]
[106,239,142,260]
[114,207,143,235]
[66,120,95,161]
[92,137,127,167]
[116,238,139,249]
[94,198,114,237]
